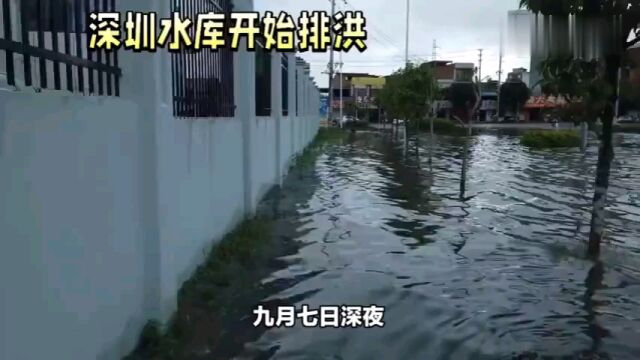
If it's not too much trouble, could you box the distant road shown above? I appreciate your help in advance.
[470,122,575,130]
[369,121,640,132]
[368,122,575,131]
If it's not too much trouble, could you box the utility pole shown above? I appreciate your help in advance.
[497,26,503,121]
[403,0,410,154]
[477,48,483,122]
[405,0,410,66]
[432,39,438,62]
[338,51,344,126]
[328,0,336,122]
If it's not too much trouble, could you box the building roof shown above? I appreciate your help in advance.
[351,76,385,88]
[454,63,475,69]
[339,72,380,78]
[425,60,453,66]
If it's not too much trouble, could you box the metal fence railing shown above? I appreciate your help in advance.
[255,39,271,117]
[171,0,235,118]
[0,0,121,96]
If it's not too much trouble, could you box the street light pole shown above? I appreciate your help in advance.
[405,0,410,66]
[497,24,503,121]
[328,0,336,122]
[477,48,483,122]
[404,0,410,153]
[339,52,344,127]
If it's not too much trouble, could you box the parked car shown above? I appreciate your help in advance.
[340,116,356,127]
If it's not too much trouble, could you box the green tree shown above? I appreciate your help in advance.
[343,102,357,118]
[499,80,531,119]
[378,62,439,127]
[519,0,640,257]
[447,82,478,123]
[537,56,613,124]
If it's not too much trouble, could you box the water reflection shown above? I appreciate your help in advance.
[198,131,640,359]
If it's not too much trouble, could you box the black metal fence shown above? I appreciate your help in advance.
[281,54,288,116]
[0,0,121,96]
[171,0,235,118]
[255,39,271,116]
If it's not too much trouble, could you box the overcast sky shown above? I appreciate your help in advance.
[254,0,530,85]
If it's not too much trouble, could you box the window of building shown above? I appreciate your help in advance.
[282,54,289,116]
[455,68,474,82]
[255,40,272,117]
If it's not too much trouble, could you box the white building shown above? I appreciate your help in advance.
[0,1,321,359]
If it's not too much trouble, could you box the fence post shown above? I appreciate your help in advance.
[287,53,295,165]
[271,51,283,186]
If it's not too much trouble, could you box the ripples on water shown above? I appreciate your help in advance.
[227,132,640,359]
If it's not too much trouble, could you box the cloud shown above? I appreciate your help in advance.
[254,0,528,83]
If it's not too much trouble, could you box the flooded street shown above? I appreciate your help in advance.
[219,131,640,359]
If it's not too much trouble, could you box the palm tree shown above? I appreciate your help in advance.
[520,0,640,257]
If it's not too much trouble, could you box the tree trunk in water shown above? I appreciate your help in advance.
[581,121,589,151]
[459,136,469,200]
[403,120,408,155]
[587,54,619,258]
[415,119,420,165]
[588,112,614,258]
[429,116,434,167]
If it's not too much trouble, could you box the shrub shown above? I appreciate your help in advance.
[521,130,580,148]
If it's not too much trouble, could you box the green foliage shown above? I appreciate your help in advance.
[519,1,640,52]
[537,56,613,123]
[378,62,438,122]
[314,127,348,143]
[125,218,273,359]
[447,82,478,112]
[500,80,531,115]
[343,102,357,117]
[521,130,581,148]
[519,0,640,15]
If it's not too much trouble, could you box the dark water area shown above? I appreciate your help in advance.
[209,131,640,359]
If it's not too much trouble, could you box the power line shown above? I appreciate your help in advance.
[341,0,402,52]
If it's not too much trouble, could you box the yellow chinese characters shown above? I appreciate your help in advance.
[89,12,121,50]
[88,10,368,52]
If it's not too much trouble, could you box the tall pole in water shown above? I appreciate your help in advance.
[477,48,483,122]
[328,0,336,123]
[497,24,504,120]
[339,52,344,127]
[405,0,410,66]
[404,0,410,153]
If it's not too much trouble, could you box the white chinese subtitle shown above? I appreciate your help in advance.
[252,305,385,328]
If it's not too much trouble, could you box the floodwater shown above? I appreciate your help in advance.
[210,131,640,359]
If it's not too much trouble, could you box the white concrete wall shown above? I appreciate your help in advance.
[0,0,322,358]
[0,92,147,360]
